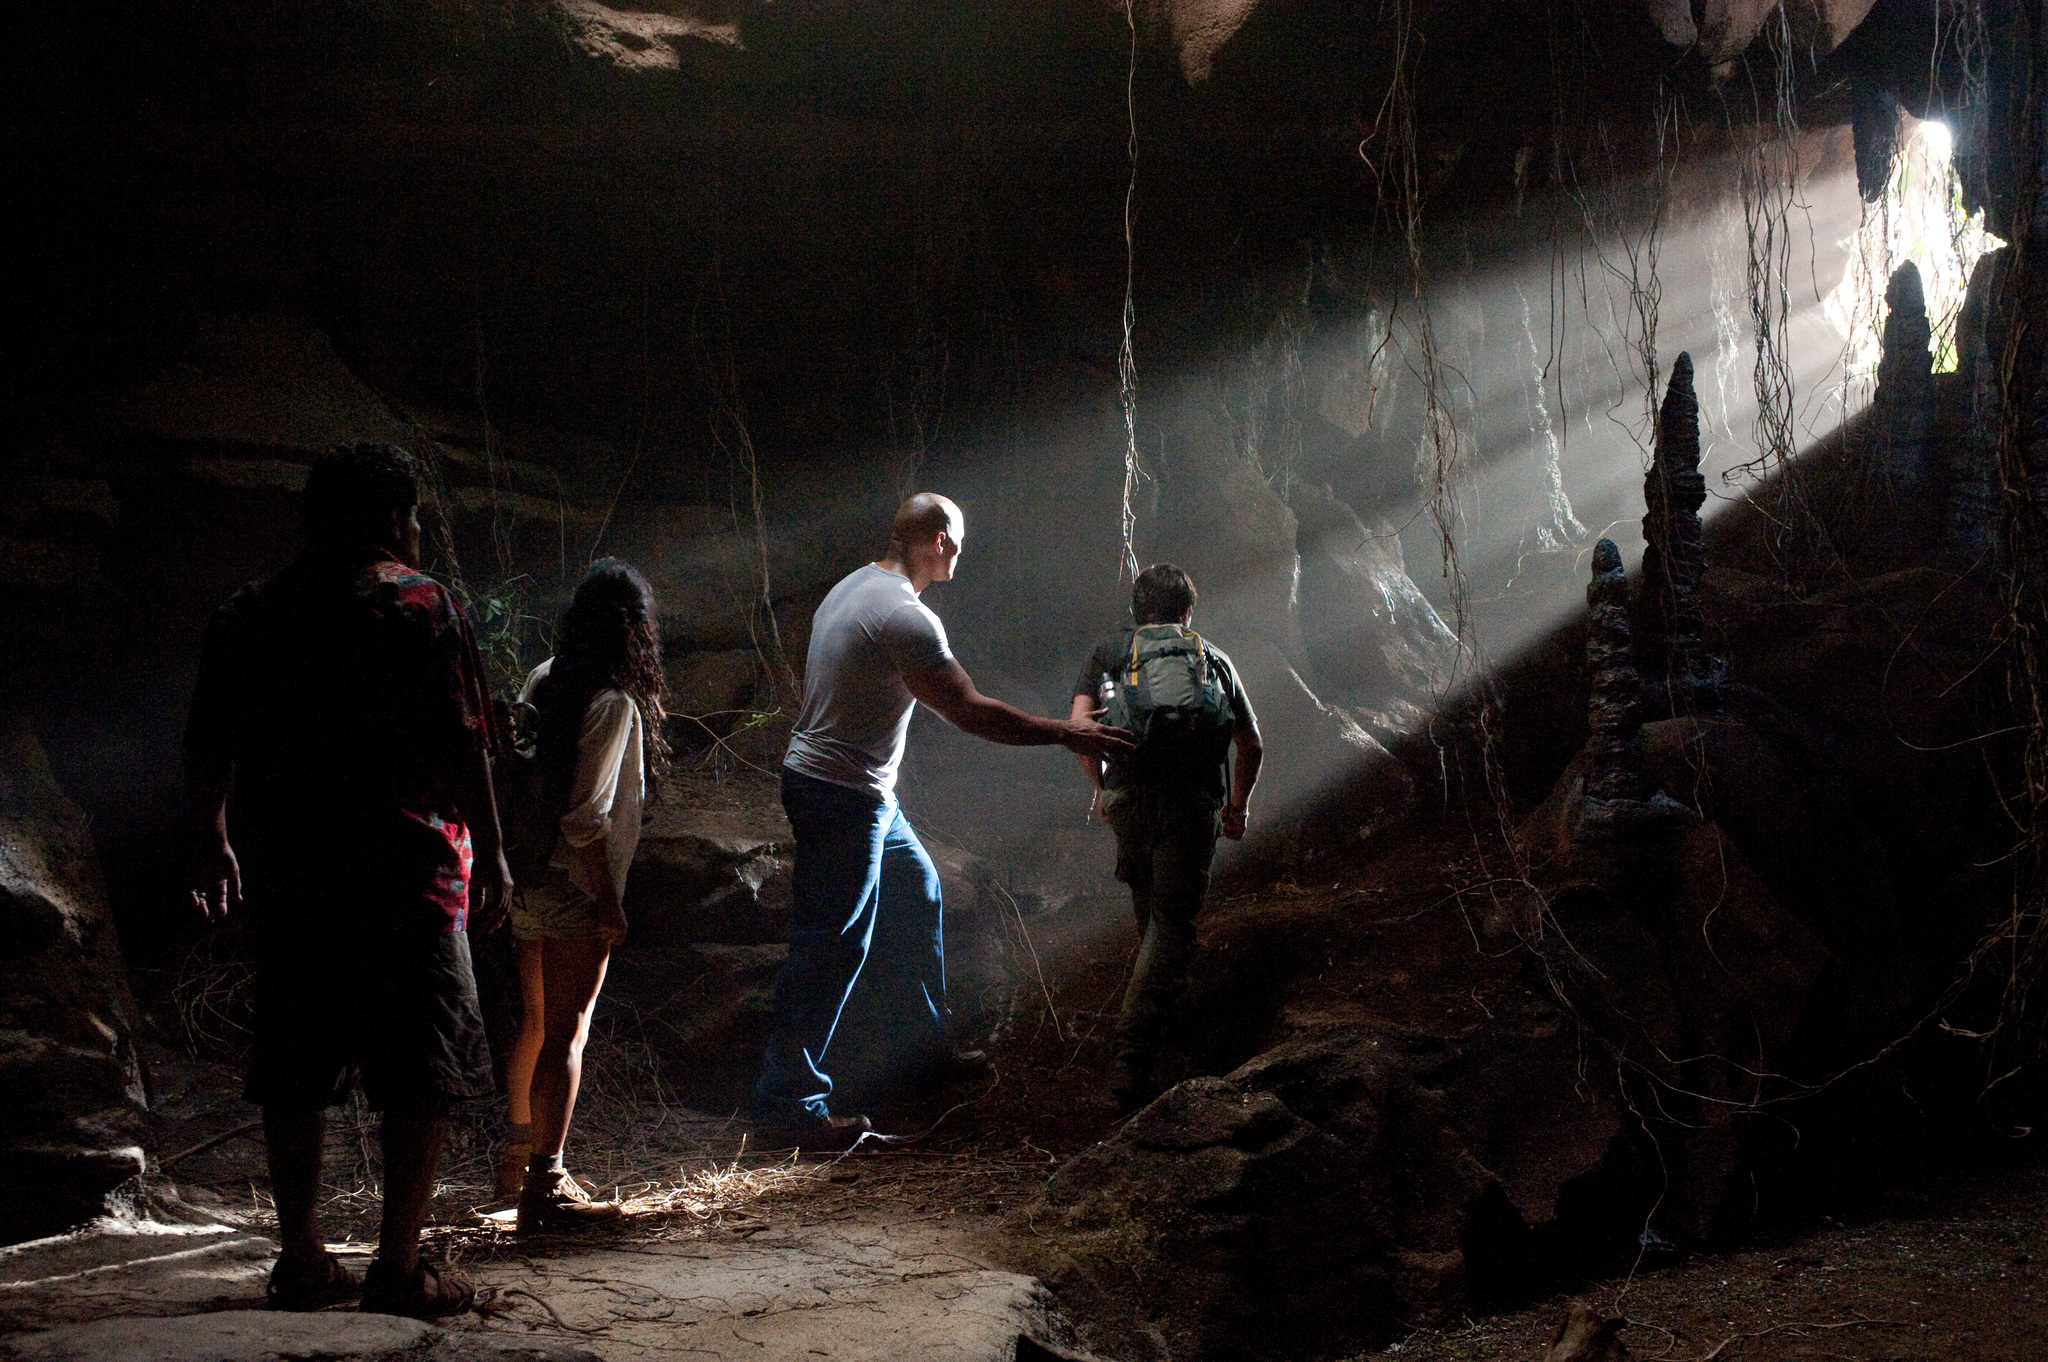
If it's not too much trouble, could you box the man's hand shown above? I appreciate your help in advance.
[189,833,242,922]
[908,661,1136,753]
[470,850,516,934]
[1058,708,1137,762]
[595,900,629,947]
[1220,804,1248,841]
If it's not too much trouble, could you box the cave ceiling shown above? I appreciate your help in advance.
[7,0,1949,456]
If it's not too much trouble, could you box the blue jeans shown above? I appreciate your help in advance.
[755,767,948,1120]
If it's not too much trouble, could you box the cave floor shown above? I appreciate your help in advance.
[40,765,2047,1361]
[1354,1158,2048,1361]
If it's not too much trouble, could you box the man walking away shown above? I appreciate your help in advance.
[755,492,1133,1146]
[185,443,513,1317]
[1071,563,1262,1113]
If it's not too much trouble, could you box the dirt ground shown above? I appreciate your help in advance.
[127,754,2048,1361]
[1354,1160,2048,1361]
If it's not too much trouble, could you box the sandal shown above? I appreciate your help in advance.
[264,1250,361,1312]
[517,1167,624,1235]
[359,1256,477,1319]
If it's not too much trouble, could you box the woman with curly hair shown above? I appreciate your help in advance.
[500,558,670,1232]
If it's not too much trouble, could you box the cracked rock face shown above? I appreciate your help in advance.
[0,719,148,1245]
[1021,1029,1611,1361]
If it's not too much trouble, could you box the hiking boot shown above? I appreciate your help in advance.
[264,1250,361,1312]
[517,1167,624,1235]
[359,1256,475,1319]
[493,1144,532,1203]
[751,1109,875,1151]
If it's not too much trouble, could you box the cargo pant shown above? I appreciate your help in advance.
[1102,784,1222,1072]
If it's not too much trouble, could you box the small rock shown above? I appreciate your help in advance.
[1542,1298,1631,1361]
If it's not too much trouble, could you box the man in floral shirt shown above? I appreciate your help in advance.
[185,443,512,1318]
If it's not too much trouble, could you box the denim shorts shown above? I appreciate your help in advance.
[509,868,602,941]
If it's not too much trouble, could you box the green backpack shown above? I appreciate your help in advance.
[1102,625,1237,778]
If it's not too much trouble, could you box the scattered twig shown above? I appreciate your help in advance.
[159,1121,265,1169]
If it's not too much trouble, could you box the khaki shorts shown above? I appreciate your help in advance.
[510,868,603,941]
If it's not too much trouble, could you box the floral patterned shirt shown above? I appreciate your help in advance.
[187,551,497,933]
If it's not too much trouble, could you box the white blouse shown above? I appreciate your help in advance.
[519,658,645,904]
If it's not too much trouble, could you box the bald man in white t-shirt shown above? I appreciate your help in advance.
[754,493,1132,1144]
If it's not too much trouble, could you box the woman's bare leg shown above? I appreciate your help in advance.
[507,939,547,1127]
[527,937,612,1162]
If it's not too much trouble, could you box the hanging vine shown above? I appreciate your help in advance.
[1117,0,1143,582]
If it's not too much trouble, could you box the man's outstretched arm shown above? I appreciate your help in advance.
[906,660,1135,760]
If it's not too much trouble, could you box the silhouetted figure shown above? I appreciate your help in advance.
[1072,564,1263,1113]
[184,443,511,1317]
[1873,261,1936,489]
[500,559,669,1232]
[753,493,1132,1145]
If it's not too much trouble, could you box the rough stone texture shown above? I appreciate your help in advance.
[1150,0,1261,83]
[1,1311,600,1361]
[1581,540,1643,805]
[1635,353,1722,711]
[1640,0,1697,48]
[1852,81,1901,203]
[626,804,791,946]
[1542,1299,1632,1361]
[1021,1028,1621,1361]
[603,502,867,654]
[1529,818,1834,1240]
[664,648,761,733]
[1290,480,1460,745]
[1150,378,1305,664]
[117,314,411,453]
[548,0,740,74]
[0,719,148,1245]
[0,1202,1078,1362]
[0,1220,274,1331]
[1694,0,1880,69]
[1220,637,1413,870]
[1873,262,1936,488]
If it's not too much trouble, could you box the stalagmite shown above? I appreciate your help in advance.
[1583,539,1644,803]
[1872,262,1935,488]
[1637,352,1722,709]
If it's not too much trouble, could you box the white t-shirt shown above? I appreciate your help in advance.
[783,563,952,800]
[520,658,645,902]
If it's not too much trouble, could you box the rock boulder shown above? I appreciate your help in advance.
[0,719,149,1244]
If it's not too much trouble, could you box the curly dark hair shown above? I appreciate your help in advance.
[531,558,671,805]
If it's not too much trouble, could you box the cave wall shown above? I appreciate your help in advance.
[1,0,1997,942]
